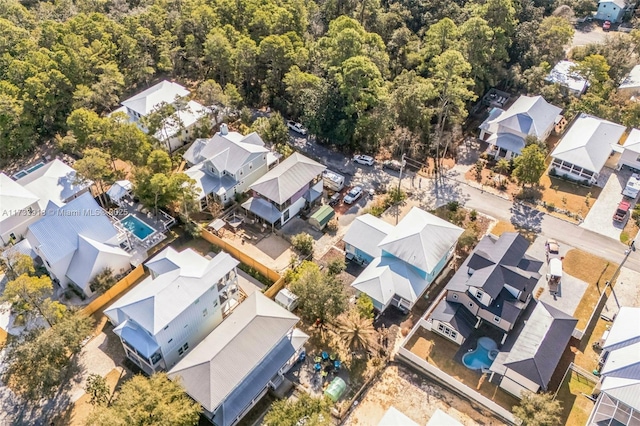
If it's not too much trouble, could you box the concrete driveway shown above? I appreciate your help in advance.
[581,168,631,240]
[572,23,608,47]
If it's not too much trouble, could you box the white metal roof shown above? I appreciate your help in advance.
[600,341,640,379]
[16,159,92,208]
[378,207,463,274]
[551,113,626,173]
[351,256,430,307]
[479,95,561,139]
[545,60,589,94]
[250,153,326,204]
[27,193,119,264]
[620,65,640,91]
[377,406,419,426]
[167,292,305,413]
[153,100,209,141]
[121,80,190,116]
[106,180,132,202]
[623,129,640,154]
[182,131,268,172]
[426,409,464,426]
[603,307,640,351]
[601,377,640,412]
[104,248,239,334]
[342,214,394,259]
[66,235,131,292]
[0,173,40,223]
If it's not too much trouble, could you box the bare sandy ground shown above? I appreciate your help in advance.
[343,365,506,426]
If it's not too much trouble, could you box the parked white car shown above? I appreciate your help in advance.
[287,120,307,135]
[353,155,374,166]
[343,186,363,204]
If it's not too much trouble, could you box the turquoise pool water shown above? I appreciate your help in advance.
[462,337,498,370]
[121,215,155,240]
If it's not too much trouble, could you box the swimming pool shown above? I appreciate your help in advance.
[120,215,155,240]
[462,337,498,370]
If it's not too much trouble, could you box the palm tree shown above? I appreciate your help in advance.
[334,309,377,354]
[495,158,511,186]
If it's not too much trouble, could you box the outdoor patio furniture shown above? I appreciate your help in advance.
[314,356,322,364]
[314,363,322,372]
[321,351,329,361]
[298,351,306,363]
[320,370,328,379]
[329,353,336,361]
[334,360,341,371]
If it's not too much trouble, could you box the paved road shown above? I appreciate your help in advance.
[289,133,640,272]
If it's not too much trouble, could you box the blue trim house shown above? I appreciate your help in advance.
[594,0,626,23]
[345,208,463,313]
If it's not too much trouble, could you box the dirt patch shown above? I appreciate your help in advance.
[563,249,618,329]
[404,329,519,411]
[0,327,7,349]
[488,221,537,242]
[343,364,504,426]
[464,167,519,199]
[620,217,639,244]
[538,174,600,218]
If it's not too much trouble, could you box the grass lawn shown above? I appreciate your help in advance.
[0,327,7,349]
[563,249,618,330]
[556,371,597,426]
[538,174,601,219]
[405,328,519,411]
[489,221,537,243]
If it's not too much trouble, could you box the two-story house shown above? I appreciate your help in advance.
[479,95,562,160]
[342,214,394,265]
[104,247,240,375]
[242,153,325,228]
[0,173,41,246]
[183,124,273,208]
[348,207,463,313]
[113,80,209,152]
[427,232,542,345]
[26,193,132,298]
[168,291,308,426]
[587,307,640,425]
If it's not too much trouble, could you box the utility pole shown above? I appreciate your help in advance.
[609,240,636,285]
[396,153,406,225]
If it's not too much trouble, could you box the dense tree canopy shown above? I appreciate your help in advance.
[0,0,638,164]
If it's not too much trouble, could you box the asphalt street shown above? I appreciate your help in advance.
[289,133,640,273]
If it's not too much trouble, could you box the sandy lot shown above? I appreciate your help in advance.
[343,365,506,426]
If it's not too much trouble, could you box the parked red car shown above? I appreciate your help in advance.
[613,200,631,222]
[603,20,611,31]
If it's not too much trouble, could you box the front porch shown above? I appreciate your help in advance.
[550,158,598,185]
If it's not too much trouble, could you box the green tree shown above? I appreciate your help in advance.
[1,274,67,326]
[512,392,562,426]
[146,149,173,174]
[513,144,546,188]
[264,393,332,426]
[573,55,611,94]
[85,374,110,406]
[495,158,511,184]
[3,312,94,400]
[89,267,117,295]
[74,148,114,207]
[289,262,347,323]
[356,294,375,319]
[1,251,35,281]
[334,308,377,353]
[327,258,346,276]
[291,232,314,257]
[86,373,201,426]
[535,17,574,65]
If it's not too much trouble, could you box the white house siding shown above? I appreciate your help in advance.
[594,1,626,23]
[234,157,268,194]
[431,319,466,344]
[468,285,493,307]
[618,149,640,171]
[504,283,522,300]
[80,253,132,298]
[501,369,540,397]
[156,287,226,370]
[0,206,40,245]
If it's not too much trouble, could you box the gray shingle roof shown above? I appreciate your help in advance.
[167,292,307,419]
[430,299,476,339]
[250,153,325,204]
[503,302,577,389]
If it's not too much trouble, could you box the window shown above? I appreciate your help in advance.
[183,342,189,351]
[493,315,501,323]
[151,352,162,365]
[476,290,484,299]
[195,298,200,305]
[178,343,189,356]
[164,325,169,330]
[450,331,458,340]
[438,324,445,332]
[203,308,208,317]
[9,233,16,240]
[45,260,51,268]
[249,164,253,169]
[178,347,184,356]
[184,324,189,329]
[213,300,219,308]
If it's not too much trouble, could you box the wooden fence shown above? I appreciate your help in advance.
[200,229,284,299]
[80,264,146,316]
